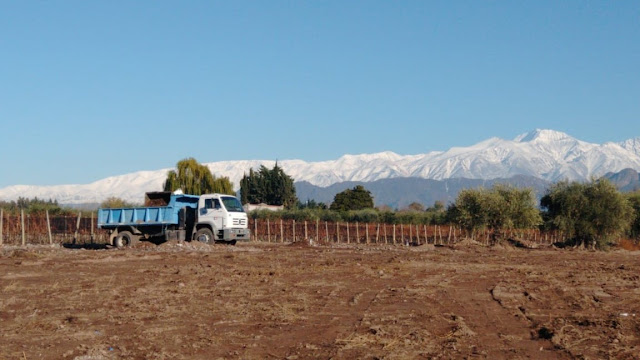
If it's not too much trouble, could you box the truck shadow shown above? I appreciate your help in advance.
[62,243,110,250]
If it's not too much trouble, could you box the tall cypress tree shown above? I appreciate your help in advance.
[239,163,297,208]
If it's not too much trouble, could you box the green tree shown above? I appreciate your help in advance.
[329,185,374,211]
[447,188,488,236]
[448,185,541,239]
[626,191,640,240]
[163,158,234,195]
[541,179,634,249]
[239,163,298,208]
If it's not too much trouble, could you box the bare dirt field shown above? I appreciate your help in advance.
[1,240,639,359]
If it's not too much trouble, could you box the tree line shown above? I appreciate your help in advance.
[4,157,639,249]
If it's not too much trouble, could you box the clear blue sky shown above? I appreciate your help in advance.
[1,1,639,187]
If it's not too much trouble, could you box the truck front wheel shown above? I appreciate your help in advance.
[194,228,214,244]
[114,231,139,248]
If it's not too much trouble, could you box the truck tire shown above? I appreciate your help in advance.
[114,231,139,248]
[195,228,214,244]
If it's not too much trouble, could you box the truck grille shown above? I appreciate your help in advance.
[233,218,246,226]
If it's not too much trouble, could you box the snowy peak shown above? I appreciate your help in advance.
[514,129,574,143]
[619,137,640,156]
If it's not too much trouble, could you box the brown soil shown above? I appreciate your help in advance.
[1,241,639,359]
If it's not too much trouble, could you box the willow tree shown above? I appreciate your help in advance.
[163,158,234,195]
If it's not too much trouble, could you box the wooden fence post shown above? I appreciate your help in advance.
[73,212,81,244]
[424,225,428,244]
[409,224,412,245]
[267,219,271,242]
[366,223,369,244]
[90,211,94,244]
[0,209,3,245]
[280,219,284,243]
[254,218,258,242]
[346,222,350,244]
[46,210,53,245]
[21,210,26,246]
[325,221,328,242]
[316,219,319,242]
[304,221,308,240]
[376,223,380,243]
[293,220,296,242]
[336,222,340,243]
[393,224,396,244]
[356,222,359,243]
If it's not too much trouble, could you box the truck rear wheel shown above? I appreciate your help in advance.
[114,231,139,248]
[195,228,214,244]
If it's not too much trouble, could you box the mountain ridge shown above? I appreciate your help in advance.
[1,129,639,204]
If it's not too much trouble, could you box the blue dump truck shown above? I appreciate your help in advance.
[97,191,250,247]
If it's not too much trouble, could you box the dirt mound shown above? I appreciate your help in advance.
[452,238,484,249]
[288,238,316,248]
[409,243,436,251]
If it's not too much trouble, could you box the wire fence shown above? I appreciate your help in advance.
[0,210,565,247]
[249,218,564,246]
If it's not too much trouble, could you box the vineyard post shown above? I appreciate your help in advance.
[325,221,328,242]
[375,223,380,243]
[280,219,284,243]
[347,222,350,244]
[366,223,369,244]
[393,224,396,244]
[73,212,81,245]
[0,209,3,245]
[415,224,419,245]
[383,223,387,244]
[304,221,308,240]
[46,210,52,245]
[424,225,428,244]
[356,222,359,243]
[448,226,452,244]
[90,212,94,244]
[409,224,412,245]
[434,225,438,245]
[401,224,404,245]
[254,219,258,242]
[292,220,296,242]
[316,219,319,243]
[267,219,270,242]
[336,222,340,243]
[21,210,25,246]
[439,226,443,244]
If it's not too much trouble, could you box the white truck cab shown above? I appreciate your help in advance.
[194,194,250,244]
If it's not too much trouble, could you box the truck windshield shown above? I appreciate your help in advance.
[221,196,244,212]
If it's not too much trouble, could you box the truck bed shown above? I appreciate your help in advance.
[98,193,200,229]
[97,206,178,228]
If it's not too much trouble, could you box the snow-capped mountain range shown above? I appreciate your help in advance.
[1,129,639,204]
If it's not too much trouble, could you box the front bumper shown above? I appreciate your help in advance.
[222,228,251,242]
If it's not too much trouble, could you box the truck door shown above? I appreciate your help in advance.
[200,197,224,234]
